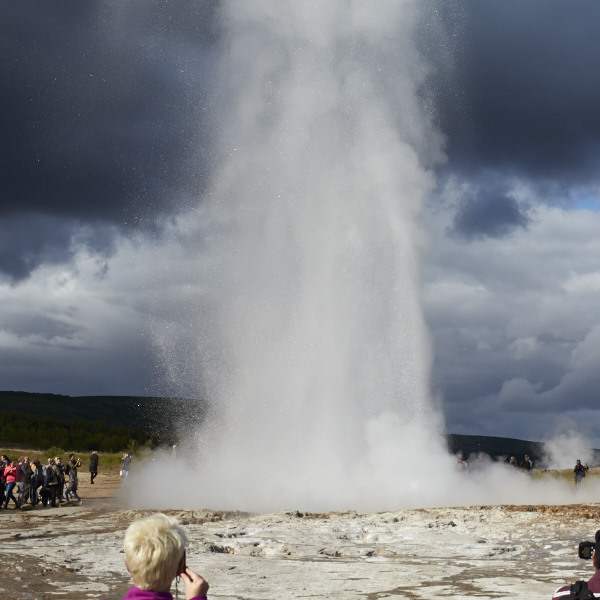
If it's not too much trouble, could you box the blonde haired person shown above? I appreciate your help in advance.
[120,513,209,600]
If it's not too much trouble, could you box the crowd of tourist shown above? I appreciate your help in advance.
[0,451,94,509]
[0,449,138,510]
[456,452,593,490]
[456,451,536,472]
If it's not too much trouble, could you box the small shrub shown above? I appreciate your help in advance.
[45,446,65,458]
[126,438,140,456]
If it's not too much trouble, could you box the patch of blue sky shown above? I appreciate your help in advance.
[571,194,600,212]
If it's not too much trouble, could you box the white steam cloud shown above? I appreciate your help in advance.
[138,1,597,512]
[542,422,595,470]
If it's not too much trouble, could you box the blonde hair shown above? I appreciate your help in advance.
[124,513,186,591]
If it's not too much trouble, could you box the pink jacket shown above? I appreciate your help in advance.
[4,465,17,484]
[105,586,207,600]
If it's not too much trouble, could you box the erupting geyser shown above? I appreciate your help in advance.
[150,0,452,512]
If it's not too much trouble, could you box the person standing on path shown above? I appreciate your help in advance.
[519,454,533,473]
[121,453,132,485]
[19,456,33,506]
[65,454,82,505]
[44,458,60,507]
[89,451,99,485]
[54,457,66,504]
[574,459,589,487]
[2,460,19,509]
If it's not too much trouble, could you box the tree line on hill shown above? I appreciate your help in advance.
[0,391,193,452]
[0,411,157,453]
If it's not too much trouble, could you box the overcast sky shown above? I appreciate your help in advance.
[1,1,599,446]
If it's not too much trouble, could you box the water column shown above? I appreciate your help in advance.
[157,0,450,511]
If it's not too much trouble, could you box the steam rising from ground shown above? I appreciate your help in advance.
[542,423,595,469]
[143,1,593,512]
[126,441,600,512]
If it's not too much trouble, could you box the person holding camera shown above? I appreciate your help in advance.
[113,512,209,600]
[574,459,589,487]
[520,454,533,472]
[552,530,600,599]
[64,453,82,505]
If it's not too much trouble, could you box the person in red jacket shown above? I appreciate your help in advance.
[0,454,8,506]
[2,460,20,509]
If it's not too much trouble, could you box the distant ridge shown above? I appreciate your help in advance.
[0,390,184,447]
[0,390,161,428]
[446,433,547,465]
[1,391,597,466]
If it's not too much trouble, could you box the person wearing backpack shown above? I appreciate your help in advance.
[552,530,600,599]
[45,458,60,507]
[31,460,44,505]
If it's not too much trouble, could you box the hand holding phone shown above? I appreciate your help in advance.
[179,565,209,600]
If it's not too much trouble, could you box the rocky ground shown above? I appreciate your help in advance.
[1,471,598,599]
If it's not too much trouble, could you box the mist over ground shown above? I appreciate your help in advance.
[122,442,600,513]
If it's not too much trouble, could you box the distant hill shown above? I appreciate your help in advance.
[447,433,600,468]
[0,390,165,429]
[0,390,194,449]
[446,433,546,465]
[1,391,598,465]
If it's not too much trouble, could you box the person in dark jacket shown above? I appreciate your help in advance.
[65,454,82,505]
[574,459,589,487]
[31,460,44,505]
[553,530,600,599]
[54,457,66,503]
[15,457,24,499]
[519,454,533,472]
[89,451,99,484]
[45,458,60,507]
[19,456,33,506]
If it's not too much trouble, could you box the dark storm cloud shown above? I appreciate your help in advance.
[0,213,117,282]
[429,0,600,191]
[423,202,600,444]
[0,1,220,280]
[449,188,530,240]
[6,0,599,283]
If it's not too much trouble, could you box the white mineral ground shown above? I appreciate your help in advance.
[1,467,599,600]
